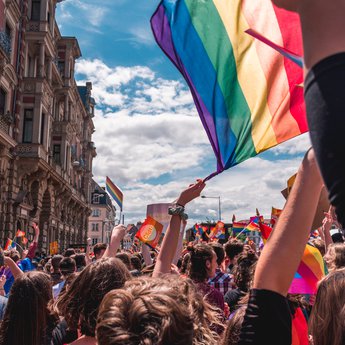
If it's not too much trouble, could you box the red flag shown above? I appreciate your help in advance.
[135,216,163,249]
[22,237,28,245]
[259,223,273,243]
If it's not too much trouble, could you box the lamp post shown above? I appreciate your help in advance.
[201,195,222,221]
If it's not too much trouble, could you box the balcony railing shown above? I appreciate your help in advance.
[0,31,11,57]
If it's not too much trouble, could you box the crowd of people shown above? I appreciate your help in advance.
[0,156,345,345]
[1,0,345,344]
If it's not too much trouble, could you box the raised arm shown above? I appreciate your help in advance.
[103,224,127,258]
[4,256,23,279]
[253,149,323,296]
[142,244,153,266]
[26,222,40,260]
[153,179,205,277]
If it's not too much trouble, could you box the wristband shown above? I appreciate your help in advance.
[168,204,188,220]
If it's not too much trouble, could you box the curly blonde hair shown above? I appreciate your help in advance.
[96,276,221,345]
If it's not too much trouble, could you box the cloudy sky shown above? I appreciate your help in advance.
[56,0,310,224]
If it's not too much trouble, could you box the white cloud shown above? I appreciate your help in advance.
[76,58,308,225]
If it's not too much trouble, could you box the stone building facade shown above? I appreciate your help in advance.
[88,179,116,246]
[0,0,96,252]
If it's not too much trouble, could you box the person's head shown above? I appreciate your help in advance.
[309,268,345,345]
[64,248,76,257]
[233,250,258,292]
[209,242,225,266]
[71,253,86,271]
[222,306,246,345]
[180,252,191,275]
[0,272,56,345]
[51,254,63,273]
[96,276,220,345]
[130,255,142,271]
[54,257,131,337]
[323,243,345,271]
[4,249,21,263]
[116,252,131,270]
[93,243,107,260]
[188,244,217,282]
[224,239,244,266]
[311,238,326,257]
[59,257,76,277]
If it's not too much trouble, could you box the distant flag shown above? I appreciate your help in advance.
[135,216,163,249]
[215,221,226,239]
[208,226,217,239]
[259,222,273,243]
[232,222,247,235]
[106,176,123,211]
[271,207,283,226]
[245,221,260,232]
[256,208,260,217]
[250,215,264,224]
[287,173,297,195]
[21,237,28,245]
[16,230,25,238]
[4,238,16,250]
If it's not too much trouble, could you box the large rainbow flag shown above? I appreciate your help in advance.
[151,0,306,178]
[106,176,123,211]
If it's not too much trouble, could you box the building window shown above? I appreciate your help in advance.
[40,113,45,145]
[92,209,100,217]
[53,144,61,164]
[31,0,41,21]
[0,88,6,115]
[23,109,34,143]
[91,223,99,232]
[92,238,98,245]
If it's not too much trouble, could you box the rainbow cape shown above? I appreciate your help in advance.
[106,176,123,211]
[151,0,306,178]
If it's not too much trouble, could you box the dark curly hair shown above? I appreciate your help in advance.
[53,258,131,337]
[187,244,215,283]
[233,250,258,292]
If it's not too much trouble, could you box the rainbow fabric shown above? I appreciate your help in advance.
[258,223,326,294]
[106,176,123,211]
[289,244,326,295]
[4,238,16,250]
[151,0,306,177]
[135,216,163,249]
[245,221,260,232]
[232,222,247,234]
[215,221,226,239]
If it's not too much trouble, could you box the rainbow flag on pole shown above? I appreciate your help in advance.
[106,176,123,211]
[151,0,306,179]
[232,222,247,235]
[4,238,16,250]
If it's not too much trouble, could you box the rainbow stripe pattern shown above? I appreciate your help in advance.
[151,0,306,177]
[289,244,327,295]
[106,176,123,211]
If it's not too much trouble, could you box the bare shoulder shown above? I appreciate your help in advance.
[69,336,97,345]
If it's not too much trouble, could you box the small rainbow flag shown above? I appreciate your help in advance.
[232,222,247,235]
[4,238,16,250]
[151,0,306,178]
[135,216,163,249]
[245,221,260,232]
[106,176,123,211]
[16,230,25,237]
